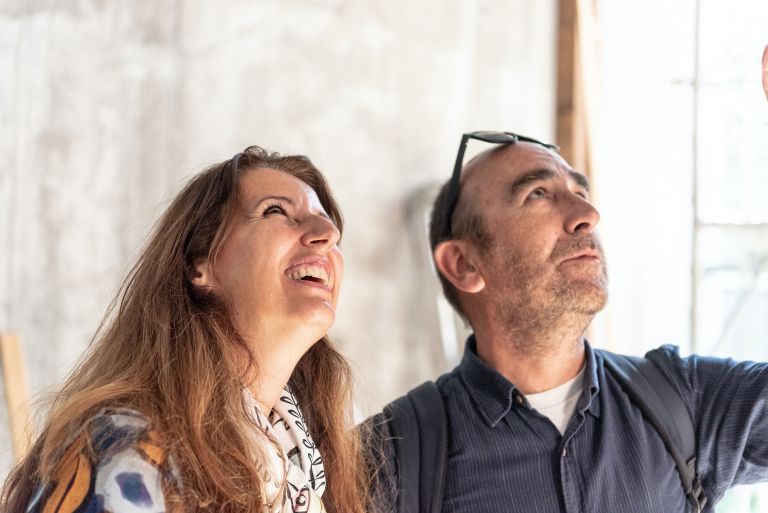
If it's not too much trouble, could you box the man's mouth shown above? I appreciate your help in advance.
[563,250,602,262]
[552,237,604,265]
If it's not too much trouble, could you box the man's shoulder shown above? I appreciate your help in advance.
[643,344,684,363]
[435,365,463,394]
[595,343,681,362]
[596,344,686,375]
[371,368,458,425]
[598,344,691,392]
[377,366,462,411]
[362,367,461,453]
[362,372,459,513]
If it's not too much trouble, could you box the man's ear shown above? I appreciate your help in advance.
[433,240,486,294]
[190,259,215,290]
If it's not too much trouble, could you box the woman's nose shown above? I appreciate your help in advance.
[301,215,340,249]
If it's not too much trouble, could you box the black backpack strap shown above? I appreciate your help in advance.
[600,350,707,513]
[382,381,448,513]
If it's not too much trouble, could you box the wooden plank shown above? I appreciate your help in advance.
[556,0,578,166]
[556,0,598,180]
[576,0,599,177]
[1,332,31,461]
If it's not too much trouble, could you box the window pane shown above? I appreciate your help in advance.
[696,225,768,359]
[698,0,768,83]
[696,85,768,224]
[696,0,768,224]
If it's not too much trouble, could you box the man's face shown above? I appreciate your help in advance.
[462,142,608,325]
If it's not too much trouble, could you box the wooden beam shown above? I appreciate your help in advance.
[556,0,578,164]
[556,0,598,179]
[1,332,31,461]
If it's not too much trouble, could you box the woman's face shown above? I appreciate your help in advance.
[196,167,343,348]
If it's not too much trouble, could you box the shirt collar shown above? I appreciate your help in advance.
[580,341,602,418]
[457,335,602,428]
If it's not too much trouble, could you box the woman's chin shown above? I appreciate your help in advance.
[296,302,336,338]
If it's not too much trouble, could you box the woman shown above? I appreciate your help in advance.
[1,147,369,513]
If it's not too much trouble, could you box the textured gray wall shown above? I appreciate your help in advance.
[0,0,556,474]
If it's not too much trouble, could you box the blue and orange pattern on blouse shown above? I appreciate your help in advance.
[26,411,174,513]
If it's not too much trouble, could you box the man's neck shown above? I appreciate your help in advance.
[472,314,590,394]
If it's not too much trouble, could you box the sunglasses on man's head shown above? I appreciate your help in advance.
[440,131,559,238]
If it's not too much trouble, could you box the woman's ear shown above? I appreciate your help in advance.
[433,240,486,294]
[190,259,215,290]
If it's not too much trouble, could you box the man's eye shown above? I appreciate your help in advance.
[528,188,547,200]
[262,204,287,217]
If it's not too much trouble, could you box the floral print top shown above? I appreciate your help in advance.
[26,387,326,513]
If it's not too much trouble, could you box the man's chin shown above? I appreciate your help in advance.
[559,280,608,315]
[578,295,608,315]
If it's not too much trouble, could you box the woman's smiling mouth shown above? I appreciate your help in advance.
[285,258,333,291]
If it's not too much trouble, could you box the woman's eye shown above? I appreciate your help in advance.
[262,204,287,217]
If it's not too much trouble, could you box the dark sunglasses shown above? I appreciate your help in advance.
[440,131,559,237]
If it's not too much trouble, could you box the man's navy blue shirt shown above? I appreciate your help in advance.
[374,338,768,513]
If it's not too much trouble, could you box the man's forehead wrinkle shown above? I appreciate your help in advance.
[491,144,589,191]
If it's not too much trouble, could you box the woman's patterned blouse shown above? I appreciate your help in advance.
[25,387,326,513]
[26,410,175,513]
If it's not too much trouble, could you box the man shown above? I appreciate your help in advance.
[366,48,768,511]
[367,133,768,513]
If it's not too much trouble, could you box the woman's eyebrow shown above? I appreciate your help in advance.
[250,195,295,210]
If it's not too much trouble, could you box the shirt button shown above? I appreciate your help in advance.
[562,448,567,457]
[515,395,524,406]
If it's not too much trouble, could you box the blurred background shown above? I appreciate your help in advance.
[1,0,766,509]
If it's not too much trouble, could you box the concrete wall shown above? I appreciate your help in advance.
[0,0,557,475]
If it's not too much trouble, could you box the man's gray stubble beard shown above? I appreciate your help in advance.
[488,238,609,350]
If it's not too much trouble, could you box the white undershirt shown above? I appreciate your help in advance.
[524,365,586,435]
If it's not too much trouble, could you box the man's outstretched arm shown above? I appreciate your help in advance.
[647,347,768,506]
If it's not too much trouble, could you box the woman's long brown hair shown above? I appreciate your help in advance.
[1,147,369,513]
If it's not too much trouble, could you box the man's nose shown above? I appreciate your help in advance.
[564,195,600,235]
